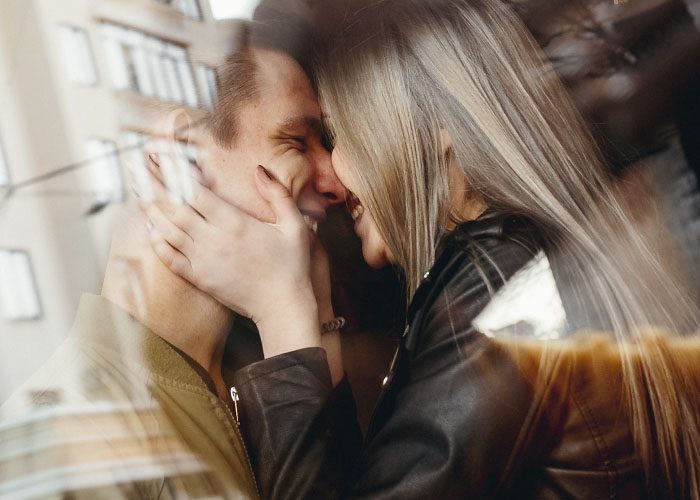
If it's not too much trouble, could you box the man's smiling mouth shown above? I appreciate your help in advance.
[302,215,319,234]
[300,209,325,234]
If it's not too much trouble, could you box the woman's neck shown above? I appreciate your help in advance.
[446,197,488,230]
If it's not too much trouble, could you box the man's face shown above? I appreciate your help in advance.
[200,48,345,225]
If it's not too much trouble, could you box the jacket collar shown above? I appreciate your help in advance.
[404,214,537,350]
[70,294,222,394]
[407,214,518,325]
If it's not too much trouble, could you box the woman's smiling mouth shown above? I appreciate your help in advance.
[348,191,365,223]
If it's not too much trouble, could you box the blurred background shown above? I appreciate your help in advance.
[0,0,248,401]
[1,0,699,430]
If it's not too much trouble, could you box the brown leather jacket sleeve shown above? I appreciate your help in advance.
[233,348,362,500]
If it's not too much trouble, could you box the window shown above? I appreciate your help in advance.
[0,135,9,186]
[100,24,199,107]
[179,0,203,20]
[84,138,125,209]
[0,250,42,321]
[195,64,218,109]
[173,46,198,107]
[155,0,203,20]
[100,24,130,90]
[58,25,99,86]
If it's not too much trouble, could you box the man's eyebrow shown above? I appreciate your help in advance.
[278,116,324,136]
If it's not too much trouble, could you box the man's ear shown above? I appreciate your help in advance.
[163,108,212,184]
[162,108,193,144]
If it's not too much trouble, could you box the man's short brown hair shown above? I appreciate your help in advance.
[205,14,317,148]
[206,24,259,147]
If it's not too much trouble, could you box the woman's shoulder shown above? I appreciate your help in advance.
[407,214,542,353]
[425,215,541,313]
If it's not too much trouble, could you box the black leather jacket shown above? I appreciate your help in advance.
[232,215,646,499]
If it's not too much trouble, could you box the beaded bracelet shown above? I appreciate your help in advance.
[321,316,346,335]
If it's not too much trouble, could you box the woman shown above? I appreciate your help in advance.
[146,0,700,497]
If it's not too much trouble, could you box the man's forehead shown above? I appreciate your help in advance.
[240,48,323,137]
[253,48,309,89]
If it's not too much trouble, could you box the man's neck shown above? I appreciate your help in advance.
[101,235,233,399]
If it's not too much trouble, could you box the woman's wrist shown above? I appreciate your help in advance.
[318,302,336,325]
[257,288,322,358]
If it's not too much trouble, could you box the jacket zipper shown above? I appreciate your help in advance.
[365,344,402,443]
[167,349,259,498]
[230,386,240,423]
[220,388,260,500]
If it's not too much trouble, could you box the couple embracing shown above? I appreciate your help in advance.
[4,1,699,499]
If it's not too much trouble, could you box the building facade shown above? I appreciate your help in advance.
[0,0,238,400]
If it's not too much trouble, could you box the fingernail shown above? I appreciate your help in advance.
[258,165,273,182]
[145,220,153,232]
[148,153,160,167]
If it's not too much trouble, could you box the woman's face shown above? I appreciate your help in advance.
[331,147,394,268]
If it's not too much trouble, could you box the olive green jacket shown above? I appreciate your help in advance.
[0,294,259,499]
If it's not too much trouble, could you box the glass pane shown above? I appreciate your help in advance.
[129,32,154,96]
[99,24,130,89]
[58,26,98,85]
[0,250,41,321]
[195,64,214,108]
[146,37,170,100]
[164,45,185,103]
[175,48,198,107]
[84,138,124,205]
[205,67,218,103]
[0,137,8,186]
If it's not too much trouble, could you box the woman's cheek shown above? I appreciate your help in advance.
[364,221,392,269]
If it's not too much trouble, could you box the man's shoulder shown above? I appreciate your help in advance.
[0,334,224,499]
[2,294,152,417]
[2,337,85,416]
[0,391,222,499]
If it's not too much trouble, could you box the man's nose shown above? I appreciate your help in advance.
[314,154,347,205]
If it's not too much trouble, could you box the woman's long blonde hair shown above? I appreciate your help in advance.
[317,0,699,496]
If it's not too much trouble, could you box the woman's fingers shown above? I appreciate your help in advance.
[146,150,239,226]
[129,152,172,204]
[148,228,195,282]
[146,150,204,205]
[255,166,305,231]
[147,153,167,186]
[187,182,228,221]
[142,152,214,239]
[187,182,251,235]
[159,199,210,240]
[145,204,194,256]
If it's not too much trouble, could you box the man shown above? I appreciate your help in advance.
[0,21,345,499]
